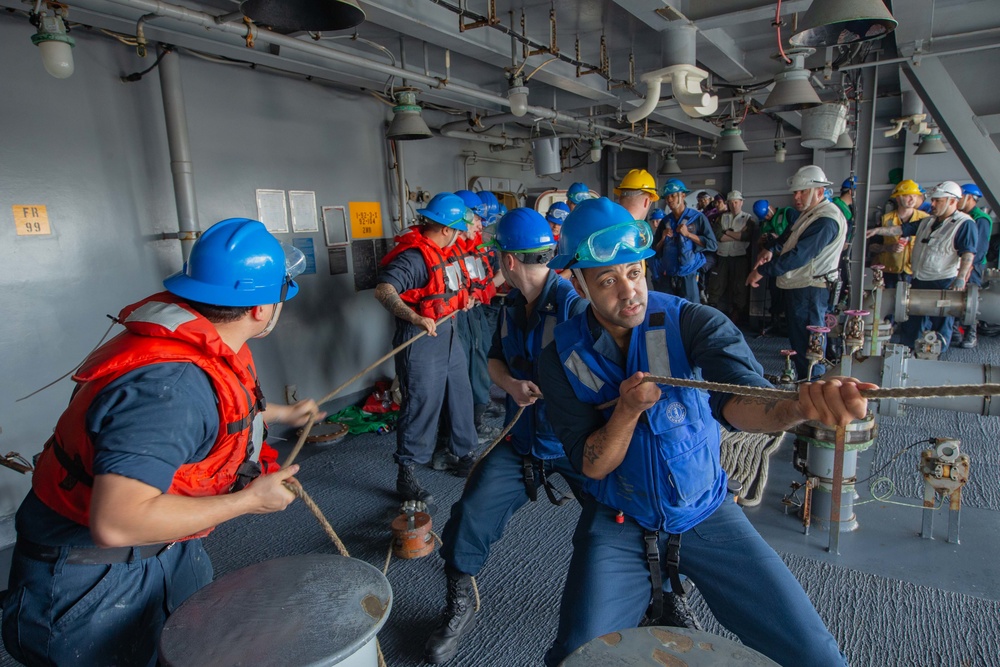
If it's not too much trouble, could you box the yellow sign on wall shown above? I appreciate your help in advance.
[13,205,51,236]
[349,202,383,239]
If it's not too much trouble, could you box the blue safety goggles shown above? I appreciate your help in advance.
[572,220,653,265]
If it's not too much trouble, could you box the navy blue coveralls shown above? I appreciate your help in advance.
[538,293,848,667]
[651,207,717,303]
[757,213,840,380]
[439,272,588,576]
[3,364,217,667]
[381,249,477,465]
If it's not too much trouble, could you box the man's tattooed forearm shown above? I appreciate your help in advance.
[733,395,780,415]
[583,433,608,466]
[375,283,417,323]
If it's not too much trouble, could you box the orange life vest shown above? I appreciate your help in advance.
[380,227,470,318]
[31,292,277,540]
[454,233,497,304]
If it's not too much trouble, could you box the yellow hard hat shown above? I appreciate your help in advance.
[891,179,922,198]
[614,169,659,202]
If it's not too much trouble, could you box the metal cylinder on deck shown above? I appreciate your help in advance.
[391,509,434,559]
[561,626,779,666]
[793,413,877,531]
[159,554,391,667]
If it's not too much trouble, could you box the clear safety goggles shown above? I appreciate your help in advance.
[279,243,308,302]
[568,191,595,204]
[549,207,569,222]
[573,220,653,264]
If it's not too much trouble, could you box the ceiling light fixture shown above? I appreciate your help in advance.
[915,130,947,155]
[660,153,682,175]
[240,0,365,33]
[386,89,432,141]
[718,121,748,154]
[763,49,821,112]
[590,138,603,163]
[790,0,897,48]
[31,8,75,79]
[774,122,787,163]
[508,75,529,118]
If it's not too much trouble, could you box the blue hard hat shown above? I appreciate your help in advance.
[478,191,500,219]
[842,175,857,190]
[548,197,655,270]
[824,187,834,201]
[497,202,508,217]
[546,201,571,225]
[649,208,666,221]
[164,218,302,307]
[454,189,489,219]
[661,178,689,196]
[962,183,983,199]
[417,192,470,230]
[753,200,770,219]
[494,208,557,253]
[567,182,594,204]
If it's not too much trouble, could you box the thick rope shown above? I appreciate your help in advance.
[284,481,388,667]
[463,405,526,487]
[282,312,456,469]
[595,376,1000,410]
[719,431,782,507]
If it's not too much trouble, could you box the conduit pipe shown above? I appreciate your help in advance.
[101,0,678,152]
[157,45,199,261]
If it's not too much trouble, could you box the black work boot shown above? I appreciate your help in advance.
[425,568,476,664]
[452,454,477,478]
[396,464,434,504]
[659,592,704,630]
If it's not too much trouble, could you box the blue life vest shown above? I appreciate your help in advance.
[660,208,706,278]
[553,291,726,533]
[500,274,582,459]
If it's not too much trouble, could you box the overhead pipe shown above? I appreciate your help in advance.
[157,45,199,261]
[627,23,717,124]
[100,0,677,153]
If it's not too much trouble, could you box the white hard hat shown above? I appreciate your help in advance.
[927,181,962,199]
[727,190,743,201]
[787,165,833,193]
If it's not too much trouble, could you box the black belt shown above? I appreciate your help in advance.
[16,538,172,565]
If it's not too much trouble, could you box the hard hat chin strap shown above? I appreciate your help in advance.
[571,268,593,302]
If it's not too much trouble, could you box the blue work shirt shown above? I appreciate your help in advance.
[16,363,218,546]
[488,272,588,362]
[380,248,430,295]
[538,303,770,475]
[758,215,841,278]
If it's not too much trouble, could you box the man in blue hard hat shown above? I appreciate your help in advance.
[452,190,500,444]
[424,208,589,664]
[957,183,993,348]
[566,182,595,211]
[3,218,324,667]
[546,200,571,240]
[377,192,479,503]
[537,196,874,667]
[749,166,848,380]
[648,206,666,233]
[652,178,718,303]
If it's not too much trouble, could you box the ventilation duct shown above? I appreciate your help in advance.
[240,0,365,32]
[627,64,718,123]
